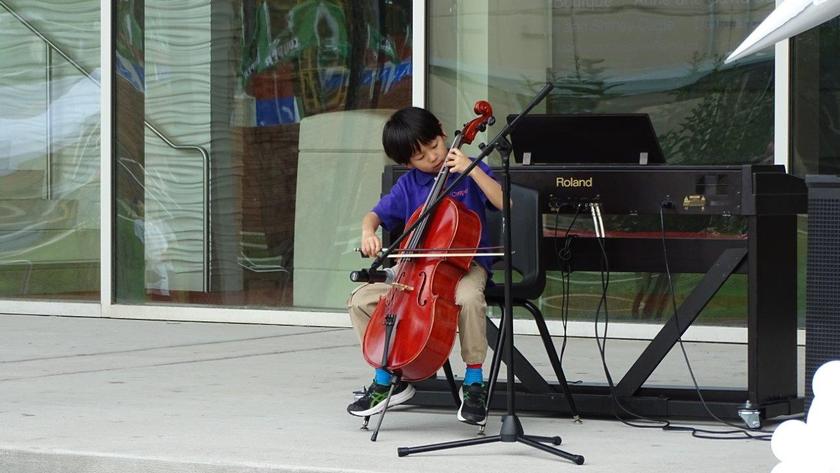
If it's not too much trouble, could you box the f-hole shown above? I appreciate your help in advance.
[416,272,428,306]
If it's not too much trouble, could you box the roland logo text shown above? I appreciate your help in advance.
[555,176,593,188]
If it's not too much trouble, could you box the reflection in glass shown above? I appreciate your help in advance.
[550,0,775,164]
[114,0,412,308]
[429,0,775,326]
[0,1,100,300]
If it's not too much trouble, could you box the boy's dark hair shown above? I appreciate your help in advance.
[382,107,444,164]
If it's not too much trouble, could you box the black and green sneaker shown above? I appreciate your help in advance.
[347,381,415,417]
[458,382,488,425]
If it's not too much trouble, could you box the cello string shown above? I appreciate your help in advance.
[388,252,505,258]
[378,246,504,253]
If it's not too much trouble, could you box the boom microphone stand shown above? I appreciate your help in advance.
[395,84,584,464]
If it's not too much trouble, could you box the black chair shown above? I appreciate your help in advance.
[482,183,579,418]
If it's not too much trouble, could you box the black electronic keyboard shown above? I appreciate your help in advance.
[511,164,805,216]
[385,164,806,216]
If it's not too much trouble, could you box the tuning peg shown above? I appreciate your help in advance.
[478,143,486,150]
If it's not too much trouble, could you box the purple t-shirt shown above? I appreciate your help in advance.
[372,160,497,275]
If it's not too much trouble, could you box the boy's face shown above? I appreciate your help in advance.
[407,135,447,174]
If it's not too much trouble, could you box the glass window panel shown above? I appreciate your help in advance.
[791,19,840,176]
[790,19,840,328]
[429,0,775,327]
[114,0,412,308]
[0,1,100,300]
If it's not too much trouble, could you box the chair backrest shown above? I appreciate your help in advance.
[486,183,545,300]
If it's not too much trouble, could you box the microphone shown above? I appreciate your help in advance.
[349,267,397,284]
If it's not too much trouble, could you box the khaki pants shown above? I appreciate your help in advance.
[347,263,488,365]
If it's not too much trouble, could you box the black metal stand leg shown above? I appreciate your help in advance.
[442,360,460,408]
[525,435,563,445]
[483,309,508,419]
[371,374,400,442]
[370,314,397,442]
[524,300,581,420]
[399,435,501,457]
[519,435,584,464]
[400,420,581,463]
[481,307,527,435]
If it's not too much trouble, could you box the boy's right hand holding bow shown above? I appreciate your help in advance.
[360,212,383,257]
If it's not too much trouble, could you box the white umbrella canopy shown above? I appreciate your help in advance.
[725,0,840,63]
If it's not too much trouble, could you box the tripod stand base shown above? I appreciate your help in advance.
[397,415,584,465]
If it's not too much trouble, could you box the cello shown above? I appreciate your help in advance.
[354,102,495,438]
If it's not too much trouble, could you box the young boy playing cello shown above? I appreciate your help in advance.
[347,106,503,425]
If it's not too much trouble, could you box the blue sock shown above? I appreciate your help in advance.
[464,365,483,385]
[374,368,391,385]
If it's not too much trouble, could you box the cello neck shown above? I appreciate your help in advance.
[406,132,463,250]
[404,101,493,251]
[427,132,463,203]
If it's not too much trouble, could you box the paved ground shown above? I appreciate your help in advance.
[0,313,803,472]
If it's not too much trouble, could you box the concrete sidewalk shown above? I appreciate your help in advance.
[0,313,798,472]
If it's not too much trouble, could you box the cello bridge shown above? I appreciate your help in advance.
[390,282,414,292]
